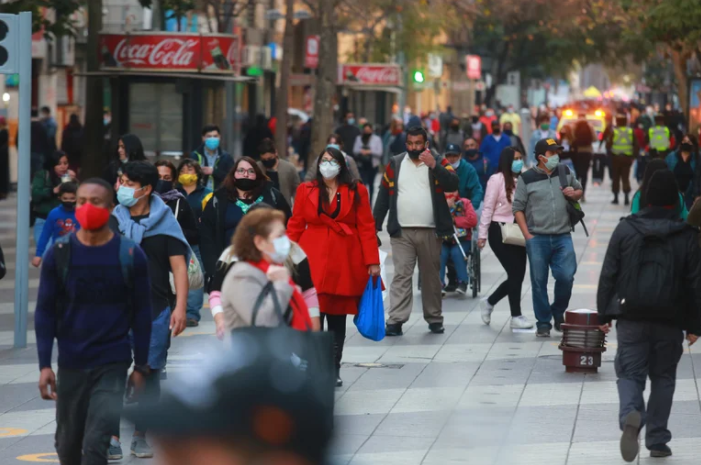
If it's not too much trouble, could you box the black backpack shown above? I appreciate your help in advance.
[616,224,680,318]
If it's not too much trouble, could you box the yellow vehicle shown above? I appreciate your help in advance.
[557,108,608,137]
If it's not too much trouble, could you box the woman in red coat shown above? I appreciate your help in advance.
[288,146,380,386]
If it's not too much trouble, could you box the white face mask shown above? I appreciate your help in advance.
[268,235,291,264]
[319,161,341,180]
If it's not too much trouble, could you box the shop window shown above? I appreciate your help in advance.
[129,82,183,156]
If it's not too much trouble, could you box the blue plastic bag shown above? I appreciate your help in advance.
[354,277,385,341]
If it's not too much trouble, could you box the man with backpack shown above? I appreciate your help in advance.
[109,161,191,459]
[597,169,701,462]
[513,138,583,338]
[35,178,152,465]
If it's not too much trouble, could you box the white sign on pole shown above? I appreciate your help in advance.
[427,54,442,78]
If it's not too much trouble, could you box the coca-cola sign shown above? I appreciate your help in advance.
[99,33,242,75]
[339,64,402,86]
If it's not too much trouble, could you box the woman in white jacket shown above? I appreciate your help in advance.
[477,147,533,329]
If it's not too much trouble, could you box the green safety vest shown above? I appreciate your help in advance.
[612,127,634,156]
[649,126,670,151]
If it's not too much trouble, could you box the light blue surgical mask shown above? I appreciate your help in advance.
[326,143,340,151]
[511,159,524,174]
[541,154,560,171]
[347,118,356,125]
[205,137,220,151]
[450,160,461,170]
[117,185,146,208]
[268,235,291,264]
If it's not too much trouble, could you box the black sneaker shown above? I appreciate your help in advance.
[186,318,199,328]
[336,376,343,388]
[385,324,403,337]
[649,444,672,458]
[612,195,619,205]
[444,284,457,293]
[456,283,468,295]
[536,327,551,338]
[624,193,630,206]
[620,411,641,462]
[428,323,445,334]
[554,319,564,332]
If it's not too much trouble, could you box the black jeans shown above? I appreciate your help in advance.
[487,222,527,317]
[55,363,129,465]
[615,320,684,448]
[358,165,378,203]
[321,313,347,370]
[573,152,592,195]
[110,369,161,438]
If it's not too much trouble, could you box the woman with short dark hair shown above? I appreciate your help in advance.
[199,156,290,279]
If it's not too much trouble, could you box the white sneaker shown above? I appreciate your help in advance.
[510,315,534,329]
[480,298,494,325]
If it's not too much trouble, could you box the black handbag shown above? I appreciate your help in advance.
[233,282,336,428]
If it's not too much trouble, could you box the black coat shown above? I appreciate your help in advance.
[199,183,292,277]
[164,195,199,246]
[597,208,701,334]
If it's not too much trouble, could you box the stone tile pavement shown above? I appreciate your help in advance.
[0,177,699,464]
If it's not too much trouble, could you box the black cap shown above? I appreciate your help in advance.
[123,330,336,462]
[445,143,461,155]
[534,138,563,156]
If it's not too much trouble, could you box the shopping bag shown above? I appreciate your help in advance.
[354,277,385,341]
[379,248,389,301]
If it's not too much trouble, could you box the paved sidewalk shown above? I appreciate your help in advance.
[0,178,699,464]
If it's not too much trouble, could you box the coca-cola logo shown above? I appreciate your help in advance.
[112,38,198,68]
[348,66,400,85]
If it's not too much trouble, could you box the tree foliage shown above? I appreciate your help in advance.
[0,0,82,36]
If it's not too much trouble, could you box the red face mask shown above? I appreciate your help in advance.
[75,203,111,230]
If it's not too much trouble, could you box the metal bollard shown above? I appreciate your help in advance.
[559,309,607,373]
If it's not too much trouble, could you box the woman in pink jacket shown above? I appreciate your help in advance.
[477,147,533,329]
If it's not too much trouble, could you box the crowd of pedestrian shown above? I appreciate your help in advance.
[27,98,701,465]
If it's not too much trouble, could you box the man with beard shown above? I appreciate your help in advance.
[374,126,459,337]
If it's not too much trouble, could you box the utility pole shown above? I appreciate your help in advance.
[274,0,294,158]
[83,0,104,178]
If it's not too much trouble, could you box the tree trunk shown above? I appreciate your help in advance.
[309,0,337,168]
[82,0,104,179]
[274,0,294,158]
[671,48,691,116]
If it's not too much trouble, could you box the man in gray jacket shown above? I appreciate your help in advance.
[513,138,583,337]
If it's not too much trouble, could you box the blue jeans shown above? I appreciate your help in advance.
[525,234,577,330]
[440,240,470,284]
[186,245,204,322]
[148,307,172,370]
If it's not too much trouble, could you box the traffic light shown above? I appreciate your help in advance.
[0,15,18,74]
[413,70,425,84]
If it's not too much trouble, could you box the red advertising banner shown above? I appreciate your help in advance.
[305,35,319,69]
[466,55,481,80]
[338,64,402,86]
[99,33,242,75]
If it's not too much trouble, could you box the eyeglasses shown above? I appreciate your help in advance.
[235,168,256,176]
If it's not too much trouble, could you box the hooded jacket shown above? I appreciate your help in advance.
[597,208,701,334]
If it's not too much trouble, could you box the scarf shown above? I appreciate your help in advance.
[112,195,191,263]
[156,189,186,203]
[249,260,312,331]
[235,195,263,215]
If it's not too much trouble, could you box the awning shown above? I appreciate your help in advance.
[76,71,256,82]
[347,85,402,94]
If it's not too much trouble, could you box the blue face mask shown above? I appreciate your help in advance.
[347,118,356,125]
[511,159,524,174]
[326,144,340,151]
[205,137,220,151]
[541,154,560,171]
[117,185,145,208]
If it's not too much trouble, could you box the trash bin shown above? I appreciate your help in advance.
[559,308,607,373]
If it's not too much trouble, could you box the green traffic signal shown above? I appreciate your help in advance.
[413,70,425,83]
